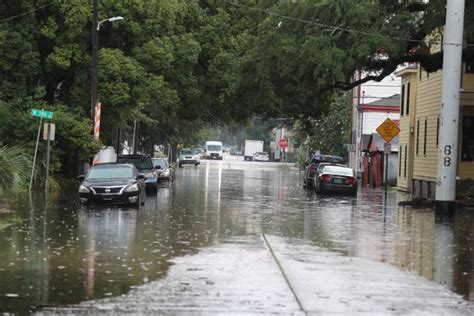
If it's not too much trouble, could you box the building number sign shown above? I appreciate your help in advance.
[444,145,452,167]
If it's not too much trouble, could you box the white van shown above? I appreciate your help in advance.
[204,141,223,160]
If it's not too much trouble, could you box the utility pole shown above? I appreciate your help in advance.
[91,0,99,121]
[435,0,465,211]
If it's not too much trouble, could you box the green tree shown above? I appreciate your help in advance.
[1,0,473,179]
[294,93,350,158]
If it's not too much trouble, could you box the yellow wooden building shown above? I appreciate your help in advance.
[396,62,474,198]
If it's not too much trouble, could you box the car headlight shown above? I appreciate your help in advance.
[161,170,170,176]
[78,185,89,193]
[125,183,139,192]
[144,171,155,179]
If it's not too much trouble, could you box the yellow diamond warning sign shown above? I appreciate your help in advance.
[376,118,400,143]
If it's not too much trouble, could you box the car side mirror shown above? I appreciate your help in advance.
[137,174,145,180]
[155,165,162,170]
[78,175,85,181]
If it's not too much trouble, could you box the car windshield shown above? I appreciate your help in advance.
[152,159,167,169]
[207,145,221,151]
[181,150,193,155]
[117,156,153,170]
[87,167,133,180]
[322,166,354,176]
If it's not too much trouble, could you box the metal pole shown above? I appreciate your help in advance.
[29,116,43,192]
[45,124,51,197]
[384,152,389,199]
[132,120,137,154]
[91,0,99,121]
[436,0,465,211]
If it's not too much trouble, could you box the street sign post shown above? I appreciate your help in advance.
[376,118,400,143]
[31,109,53,120]
[278,138,288,148]
[376,118,400,197]
[29,109,54,193]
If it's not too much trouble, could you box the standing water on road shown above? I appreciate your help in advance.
[0,160,473,313]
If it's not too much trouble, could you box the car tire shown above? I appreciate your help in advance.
[132,195,141,208]
[195,163,198,166]
[179,163,183,168]
[317,183,325,195]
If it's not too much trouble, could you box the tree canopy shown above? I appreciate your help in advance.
[0,0,472,175]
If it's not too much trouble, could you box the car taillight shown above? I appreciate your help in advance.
[320,174,331,183]
[345,177,357,185]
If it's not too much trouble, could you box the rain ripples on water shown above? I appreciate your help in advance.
[0,159,472,313]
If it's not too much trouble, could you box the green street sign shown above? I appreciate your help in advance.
[31,109,53,119]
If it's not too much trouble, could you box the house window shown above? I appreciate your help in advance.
[462,116,474,161]
[423,118,427,156]
[406,82,411,115]
[416,120,420,155]
[399,146,402,177]
[401,84,405,116]
[436,117,440,147]
[404,145,407,178]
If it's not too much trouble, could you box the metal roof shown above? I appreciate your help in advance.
[365,94,400,107]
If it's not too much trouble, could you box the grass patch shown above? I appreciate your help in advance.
[278,163,291,172]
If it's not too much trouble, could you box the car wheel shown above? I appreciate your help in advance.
[132,195,141,208]
[317,182,325,195]
[179,163,183,168]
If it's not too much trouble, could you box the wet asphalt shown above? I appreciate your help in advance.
[0,157,473,314]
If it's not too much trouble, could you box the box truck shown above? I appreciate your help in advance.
[244,140,264,161]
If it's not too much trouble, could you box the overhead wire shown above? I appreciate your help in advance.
[225,0,469,48]
[0,1,57,23]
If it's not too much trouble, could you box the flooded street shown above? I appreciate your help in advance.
[1,159,473,314]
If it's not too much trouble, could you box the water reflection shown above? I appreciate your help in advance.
[0,161,473,314]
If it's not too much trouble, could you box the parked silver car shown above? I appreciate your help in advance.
[152,158,174,182]
[314,166,358,196]
[178,149,200,168]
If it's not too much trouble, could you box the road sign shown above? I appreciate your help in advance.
[376,118,400,143]
[278,138,288,148]
[43,123,56,141]
[31,109,53,119]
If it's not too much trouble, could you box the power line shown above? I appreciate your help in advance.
[225,1,469,48]
[0,1,57,23]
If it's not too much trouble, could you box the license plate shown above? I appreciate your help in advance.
[333,179,342,184]
[185,156,192,159]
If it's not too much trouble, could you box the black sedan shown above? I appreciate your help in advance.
[117,154,158,192]
[78,163,146,207]
[314,165,358,196]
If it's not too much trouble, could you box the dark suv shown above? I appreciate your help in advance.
[117,154,158,192]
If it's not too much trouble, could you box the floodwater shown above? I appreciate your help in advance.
[0,159,473,313]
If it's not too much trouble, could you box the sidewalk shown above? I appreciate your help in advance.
[38,235,474,315]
